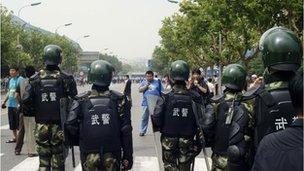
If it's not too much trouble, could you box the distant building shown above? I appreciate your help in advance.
[78,51,99,70]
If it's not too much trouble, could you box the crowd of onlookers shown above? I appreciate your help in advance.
[2,66,37,157]
[1,71,262,96]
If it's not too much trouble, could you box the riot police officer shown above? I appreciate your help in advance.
[22,44,77,171]
[244,27,302,149]
[65,60,133,171]
[207,64,250,171]
[151,60,204,171]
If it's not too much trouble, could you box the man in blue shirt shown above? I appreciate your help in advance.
[138,70,163,136]
[2,66,23,143]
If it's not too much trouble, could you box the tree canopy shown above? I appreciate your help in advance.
[1,6,80,75]
[152,0,302,75]
[99,53,123,74]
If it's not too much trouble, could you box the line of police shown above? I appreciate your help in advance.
[20,25,302,171]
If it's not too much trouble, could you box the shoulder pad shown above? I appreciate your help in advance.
[161,90,171,96]
[60,71,70,76]
[242,85,262,101]
[161,91,170,100]
[189,90,202,103]
[75,91,91,100]
[60,71,73,79]
[111,90,124,97]
[189,90,201,98]
[211,94,224,103]
[110,90,124,98]
[30,72,39,79]
[242,85,275,107]
[29,72,40,83]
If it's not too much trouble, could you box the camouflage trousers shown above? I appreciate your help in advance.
[211,153,228,171]
[80,151,121,171]
[161,136,196,171]
[35,123,65,171]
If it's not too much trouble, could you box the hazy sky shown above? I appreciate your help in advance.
[2,0,179,61]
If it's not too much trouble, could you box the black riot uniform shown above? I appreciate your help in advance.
[22,44,77,171]
[243,27,303,151]
[252,70,304,171]
[151,60,203,171]
[207,64,251,171]
[65,60,133,171]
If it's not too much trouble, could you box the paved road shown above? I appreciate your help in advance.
[1,83,211,171]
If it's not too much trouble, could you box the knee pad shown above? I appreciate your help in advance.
[227,145,243,161]
[83,153,101,171]
[37,145,51,157]
[38,166,51,171]
[164,163,178,171]
[35,124,50,146]
[178,138,194,163]
[178,138,192,154]
[39,156,51,168]
[51,144,64,154]
[51,125,64,146]
[163,150,177,164]
[51,154,64,170]
[161,137,178,150]
[102,153,119,170]
[211,154,228,170]
[121,125,132,136]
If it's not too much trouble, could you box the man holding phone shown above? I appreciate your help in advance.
[138,70,163,136]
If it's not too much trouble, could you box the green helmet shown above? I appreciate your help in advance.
[43,44,62,66]
[222,64,247,91]
[169,60,190,82]
[88,60,114,86]
[259,27,302,71]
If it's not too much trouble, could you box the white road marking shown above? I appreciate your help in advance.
[74,163,82,171]
[10,156,39,171]
[9,156,212,171]
[0,124,9,130]
[132,156,159,171]
[194,157,213,171]
[0,153,4,157]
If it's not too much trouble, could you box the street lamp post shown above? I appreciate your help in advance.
[76,35,90,42]
[16,2,41,65]
[17,2,41,17]
[55,23,73,34]
[218,32,222,95]
[167,0,179,4]
[75,35,90,72]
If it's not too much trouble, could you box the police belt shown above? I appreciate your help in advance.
[35,120,61,125]
[161,133,194,139]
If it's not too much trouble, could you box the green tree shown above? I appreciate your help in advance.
[99,53,123,73]
[1,5,80,74]
[154,0,302,72]
[120,63,133,75]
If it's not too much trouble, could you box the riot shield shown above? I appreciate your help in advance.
[60,98,76,167]
[146,94,164,171]
[191,101,211,171]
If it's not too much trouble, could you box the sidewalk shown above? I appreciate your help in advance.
[1,91,7,115]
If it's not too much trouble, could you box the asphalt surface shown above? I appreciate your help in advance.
[1,83,211,171]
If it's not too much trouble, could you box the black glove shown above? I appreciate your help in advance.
[1,103,6,109]
[192,140,203,157]
[121,157,133,170]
